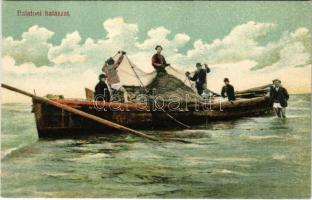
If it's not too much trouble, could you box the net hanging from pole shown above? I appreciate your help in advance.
[111,53,202,101]
[112,53,196,90]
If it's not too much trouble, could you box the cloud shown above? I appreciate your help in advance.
[1,56,98,103]
[48,31,86,64]
[184,21,274,64]
[3,19,311,70]
[137,26,190,52]
[251,27,312,70]
[68,17,141,67]
[3,25,54,66]
[102,17,139,51]
[1,18,311,103]
[2,56,60,75]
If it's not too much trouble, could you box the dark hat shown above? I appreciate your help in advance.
[155,45,163,50]
[196,63,202,67]
[224,78,229,82]
[99,74,107,80]
[106,57,115,65]
[272,79,281,83]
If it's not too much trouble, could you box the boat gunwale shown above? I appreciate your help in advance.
[40,96,270,111]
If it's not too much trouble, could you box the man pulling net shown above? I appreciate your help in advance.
[102,51,130,103]
[151,45,171,76]
[186,63,211,96]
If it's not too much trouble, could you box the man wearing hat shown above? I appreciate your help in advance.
[269,79,289,118]
[94,74,110,102]
[186,63,211,95]
[102,51,129,102]
[151,45,170,76]
[221,78,236,101]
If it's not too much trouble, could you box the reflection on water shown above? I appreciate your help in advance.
[1,94,311,198]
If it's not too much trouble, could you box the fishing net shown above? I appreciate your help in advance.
[112,53,156,86]
[146,73,202,102]
[111,53,200,102]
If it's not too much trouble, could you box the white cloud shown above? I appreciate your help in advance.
[102,17,139,50]
[137,27,190,52]
[3,25,54,66]
[185,21,274,64]
[48,31,86,64]
[2,18,311,103]
[2,56,60,75]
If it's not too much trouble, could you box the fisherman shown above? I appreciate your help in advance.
[102,51,129,103]
[94,74,110,102]
[221,78,236,101]
[269,79,289,118]
[152,45,170,76]
[186,63,211,95]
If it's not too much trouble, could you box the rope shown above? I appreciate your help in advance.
[125,55,148,93]
[125,55,191,129]
[118,68,155,78]
[168,65,186,76]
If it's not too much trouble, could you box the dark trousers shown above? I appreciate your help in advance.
[156,67,167,76]
[195,84,204,95]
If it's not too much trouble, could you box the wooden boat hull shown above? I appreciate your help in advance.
[32,96,273,138]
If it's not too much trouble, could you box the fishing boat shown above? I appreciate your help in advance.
[2,54,274,139]
[30,82,273,138]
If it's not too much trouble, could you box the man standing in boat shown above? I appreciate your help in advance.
[221,78,236,101]
[269,79,289,118]
[102,51,129,103]
[186,63,211,95]
[94,74,110,102]
[152,45,170,76]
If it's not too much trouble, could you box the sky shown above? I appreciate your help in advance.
[2,1,312,103]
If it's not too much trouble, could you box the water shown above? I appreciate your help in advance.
[1,94,310,198]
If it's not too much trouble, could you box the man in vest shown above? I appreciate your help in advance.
[269,79,289,118]
[151,45,170,76]
[102,51,129,103]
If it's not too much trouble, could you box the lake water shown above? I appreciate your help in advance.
[1,94,310,198]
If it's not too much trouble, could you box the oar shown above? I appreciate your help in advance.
[1,83,160,142]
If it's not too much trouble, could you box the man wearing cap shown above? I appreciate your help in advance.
[102,51,129,102]
[151,45,170,76]
[186,63,211,95]
[94,74,110,102]
[221,78,236,101]
[269,79,289,118]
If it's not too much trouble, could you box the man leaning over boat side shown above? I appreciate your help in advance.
[94,74,110,102]
[269,79,289,118]
[186,63,211,96]
[152,45,170,76]
[102,51,130,103]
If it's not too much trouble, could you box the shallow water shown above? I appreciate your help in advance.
[1,94,310,198]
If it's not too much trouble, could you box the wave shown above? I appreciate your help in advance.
[287,107,310,111]
[242,134,301,141]
[283,115,309,119]
[209,157,254,162]
[65,153,111,162]
[2,107,31,113]
[243,135,283,140]
[1,145,24,160]
[272,153,287,160]
[212,169,248,176]
[2,104,32,113]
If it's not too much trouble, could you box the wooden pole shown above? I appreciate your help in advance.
[1,83,160,142]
